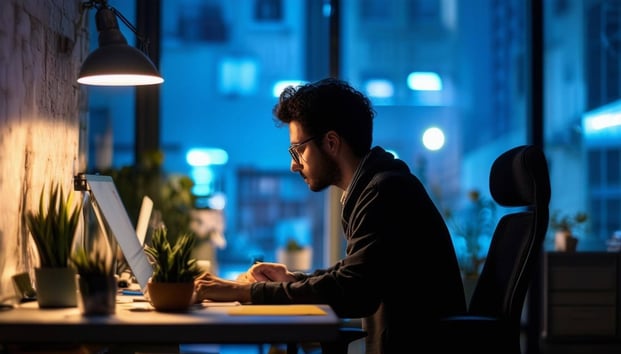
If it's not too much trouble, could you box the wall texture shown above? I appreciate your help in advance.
[0,0,87,299]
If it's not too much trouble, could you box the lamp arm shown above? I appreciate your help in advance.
[81,0,151,54]
[109,6,149,48]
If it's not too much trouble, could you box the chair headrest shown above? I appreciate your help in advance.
[489,145,551,207]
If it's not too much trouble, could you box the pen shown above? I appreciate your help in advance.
[122,289,143,296]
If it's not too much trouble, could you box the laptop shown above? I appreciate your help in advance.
[84,174,154,294]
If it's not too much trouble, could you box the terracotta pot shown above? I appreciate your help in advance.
[147,281,195,312]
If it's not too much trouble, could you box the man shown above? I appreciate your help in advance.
[193,78,466,353]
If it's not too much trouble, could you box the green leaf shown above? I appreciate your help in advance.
[145,227,202,283]
[26,182,82,268]
[70,247,114,276]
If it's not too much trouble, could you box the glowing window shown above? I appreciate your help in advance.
[407,72,443,91]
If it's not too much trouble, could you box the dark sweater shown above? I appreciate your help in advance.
[251,146,467,353]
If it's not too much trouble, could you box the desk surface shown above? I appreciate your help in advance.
[0,298,340,345]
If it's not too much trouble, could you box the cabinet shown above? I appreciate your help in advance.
[544,252,621,341]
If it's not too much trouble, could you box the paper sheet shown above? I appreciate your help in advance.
[226,305,326,316]
[201,301,241,307]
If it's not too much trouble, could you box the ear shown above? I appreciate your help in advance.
[323,130,340,155]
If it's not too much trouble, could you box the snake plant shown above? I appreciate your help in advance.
[144,227,202,283]
[70,247,114,277]
[26,183,82,268]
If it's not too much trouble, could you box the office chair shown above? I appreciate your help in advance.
[436,144,551,354]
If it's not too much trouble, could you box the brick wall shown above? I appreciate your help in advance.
[0,0,88,298]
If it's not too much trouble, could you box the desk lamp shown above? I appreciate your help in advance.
[77,0,164,86]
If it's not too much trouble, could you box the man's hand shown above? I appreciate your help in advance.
[193,273,252,304]
[236,271,256,283]
[247,262,297,282]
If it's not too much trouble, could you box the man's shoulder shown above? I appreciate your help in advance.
[372,168,420,185]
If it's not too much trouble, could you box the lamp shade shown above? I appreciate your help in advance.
[77,5,163,86]
[78,44,164,86]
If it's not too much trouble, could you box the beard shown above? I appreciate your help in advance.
[303,149,340,192]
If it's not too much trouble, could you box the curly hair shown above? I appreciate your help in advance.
[272,77,375,157]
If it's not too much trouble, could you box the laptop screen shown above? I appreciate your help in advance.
[84,174,153,293]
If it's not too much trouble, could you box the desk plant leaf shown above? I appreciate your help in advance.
[444,189,496,278]
[285,238,304,252]
[145,227,202,283]
[550,210,588,234]
[70,247,114,277]
[26,183,82,268]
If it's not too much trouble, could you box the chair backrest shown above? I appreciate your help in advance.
[468,145,551,325]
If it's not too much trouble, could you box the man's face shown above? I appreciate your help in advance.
[288,122,339,192]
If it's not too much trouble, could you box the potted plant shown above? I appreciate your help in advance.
[277,238,313,271]
[26,182,82,308]
[144,227,202,312]
[443,189,496,303]
[101,150,196,244]
[444,190,496,278]
[70,247,116,316]
[551,210,588,252]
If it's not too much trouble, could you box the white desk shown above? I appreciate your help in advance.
[0,299,340,347]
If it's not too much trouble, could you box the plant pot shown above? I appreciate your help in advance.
[147,281,195,312]
[76,274,117,316]
[564,235,579,252]
[34,267,77,308]
[277,247,312,271]
[554,230,578,252]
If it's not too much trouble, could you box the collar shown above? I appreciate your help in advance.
[340,150,372,206]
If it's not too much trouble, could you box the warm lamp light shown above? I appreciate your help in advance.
[77,0,163,86]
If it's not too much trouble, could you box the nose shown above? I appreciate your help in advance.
[290,160,301,172]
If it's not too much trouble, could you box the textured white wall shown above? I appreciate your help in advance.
[0,0,88,299]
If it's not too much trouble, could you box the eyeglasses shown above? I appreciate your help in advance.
[288,136,318,164]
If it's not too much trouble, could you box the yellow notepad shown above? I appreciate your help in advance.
[227,305,326,316]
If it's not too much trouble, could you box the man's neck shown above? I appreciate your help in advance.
[337,154,363,191]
